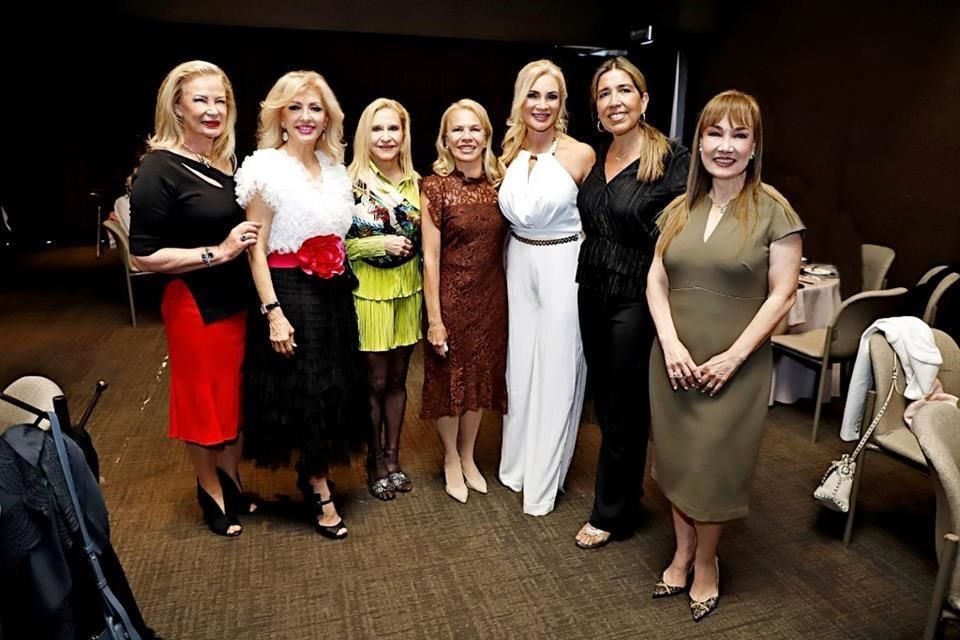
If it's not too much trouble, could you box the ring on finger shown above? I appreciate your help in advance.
[240,233,248,241]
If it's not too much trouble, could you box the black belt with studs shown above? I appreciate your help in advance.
[510,232,582,246]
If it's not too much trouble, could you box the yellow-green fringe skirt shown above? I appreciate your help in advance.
[354,292,422,352]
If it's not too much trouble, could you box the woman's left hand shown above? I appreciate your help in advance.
[695,351,746,396]
[384,234,413,257]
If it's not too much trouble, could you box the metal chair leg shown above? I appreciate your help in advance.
[123,263,137,327]
[811,355,832,443]
[924,533,959,640]
[844,392,876,545]
[844,449,868,545]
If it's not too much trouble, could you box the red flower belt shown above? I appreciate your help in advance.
[267,234,345,279]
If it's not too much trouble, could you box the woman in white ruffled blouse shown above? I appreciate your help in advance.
[235,70,368,540]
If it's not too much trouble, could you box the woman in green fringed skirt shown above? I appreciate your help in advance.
[346,98,423,501]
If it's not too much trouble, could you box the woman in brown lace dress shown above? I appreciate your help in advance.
[421,99,508,504]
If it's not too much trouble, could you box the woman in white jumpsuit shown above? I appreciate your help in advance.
[497,60,595,515]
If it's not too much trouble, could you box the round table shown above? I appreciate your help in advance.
[770,274,842,404]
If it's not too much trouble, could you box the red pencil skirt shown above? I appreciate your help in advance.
[161,279,246,446]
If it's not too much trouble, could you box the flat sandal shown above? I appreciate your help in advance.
[575,523,611,550]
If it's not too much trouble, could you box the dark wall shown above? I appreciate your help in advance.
[5,1,958,293]
[682,0,960,292]
[113,0,621,46]
[3,11,669,245]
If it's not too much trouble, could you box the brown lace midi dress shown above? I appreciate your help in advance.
[419,171,509,419]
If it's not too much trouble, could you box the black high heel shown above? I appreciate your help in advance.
[297,476,348,540]
[216,467,259,514]
[196,482,241,537]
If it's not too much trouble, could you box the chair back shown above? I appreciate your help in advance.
[862,243,896,291]
[913,403,960,611]
[827,288,908,359]
[866,334,909,438]
[926,273,960,326]
[113,195,131,233]
[919,265,949,286]
[935,330,960,398]
[102,218,138,272]
[869,329,959,434]
[0,376,63,432]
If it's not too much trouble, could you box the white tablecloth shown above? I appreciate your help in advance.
[770,276,842,404]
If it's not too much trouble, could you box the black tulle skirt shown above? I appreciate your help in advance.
[243,267,368,476]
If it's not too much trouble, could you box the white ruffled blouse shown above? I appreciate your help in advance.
[234,148,354,253]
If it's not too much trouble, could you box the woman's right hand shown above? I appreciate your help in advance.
[383,234,413,258]
[267,310,296,357]
[660,337,701,391]
[219,221,262,261]
[427,322,448,358]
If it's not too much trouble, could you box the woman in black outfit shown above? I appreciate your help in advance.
[130,60,259,537]
[574,57,690,549]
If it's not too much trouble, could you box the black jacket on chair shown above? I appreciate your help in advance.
[0,424,153,640]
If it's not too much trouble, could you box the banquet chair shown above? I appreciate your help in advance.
[843,329,960,546]
[912,401,960,639]
[772,287,908,443]
[102,218,155,327]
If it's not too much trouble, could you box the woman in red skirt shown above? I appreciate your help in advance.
[130,60,259,537]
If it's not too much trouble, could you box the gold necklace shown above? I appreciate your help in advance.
[711,194,733,215]
[612,143,639,162]
[182,142,213,169]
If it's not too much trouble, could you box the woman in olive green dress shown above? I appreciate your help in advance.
[646,90,804,622]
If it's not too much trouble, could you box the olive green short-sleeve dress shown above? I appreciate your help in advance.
[650,189,804,522]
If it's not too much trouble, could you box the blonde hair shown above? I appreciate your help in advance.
[591,56,670,183]
[348,98,417,186]
[656,90,798,255]
[256,70,345,162]
[147,60,237,170]
[432,99,504,186]
[500,59,569,167]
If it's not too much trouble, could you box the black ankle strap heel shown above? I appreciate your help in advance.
[298,477,348,540]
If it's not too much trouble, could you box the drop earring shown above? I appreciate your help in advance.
[281,129,288,142]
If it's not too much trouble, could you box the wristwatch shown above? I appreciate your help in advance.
[260,301,281,315]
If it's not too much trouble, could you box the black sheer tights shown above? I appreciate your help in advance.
[365,345,414,473]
